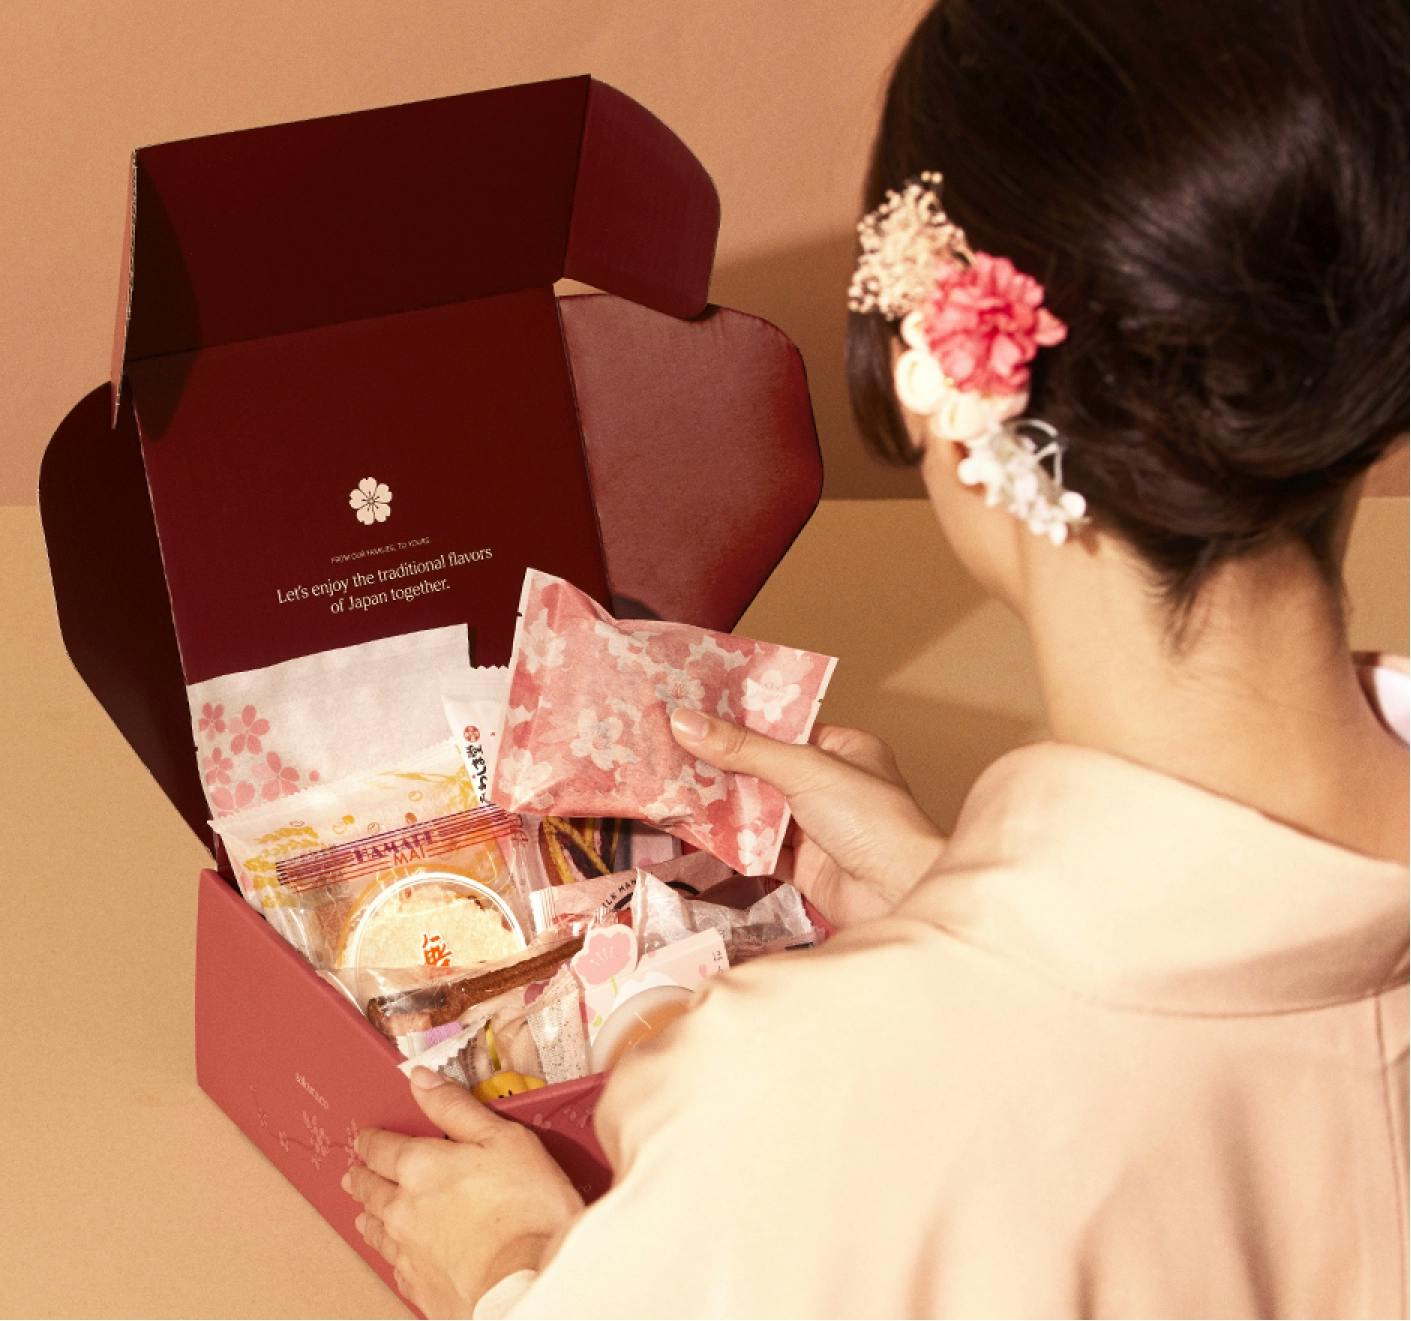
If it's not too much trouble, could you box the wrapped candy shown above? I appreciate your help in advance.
[629,871,819,962]
[492,569,837,876]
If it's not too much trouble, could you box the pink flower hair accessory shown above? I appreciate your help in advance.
[849,172,1087,546]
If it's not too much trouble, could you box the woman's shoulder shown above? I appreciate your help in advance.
[599,910,1147,1152]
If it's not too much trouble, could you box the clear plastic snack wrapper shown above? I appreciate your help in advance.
[492,568,837,875]
[212,740,547,993]
[361,930,581,1038]
[629,870,820,962]
[529,850,733,935]
[273,806,535,995]
[396,962,588,1086]
[571,921,729,1073]
[392,865,821,1082]
[523,816,681,887]
[530,868,639,935]
[213,739,476,936]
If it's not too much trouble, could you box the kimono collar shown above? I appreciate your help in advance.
[904,660,1409,1016]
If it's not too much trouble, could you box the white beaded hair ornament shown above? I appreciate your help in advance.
[848,171,1087,545]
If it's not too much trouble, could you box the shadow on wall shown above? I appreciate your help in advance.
[711,233,926,503]
[738,499,1046,832]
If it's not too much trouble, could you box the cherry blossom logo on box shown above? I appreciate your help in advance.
[348,476,393,526]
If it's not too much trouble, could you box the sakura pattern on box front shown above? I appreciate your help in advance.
[491,569,837,876]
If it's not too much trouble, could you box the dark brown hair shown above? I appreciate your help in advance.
[847,0,1409,604]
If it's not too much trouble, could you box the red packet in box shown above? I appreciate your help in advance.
[491,568,837,875]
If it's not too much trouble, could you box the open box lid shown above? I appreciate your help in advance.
[39,77,823,846]
[110,75,719,406]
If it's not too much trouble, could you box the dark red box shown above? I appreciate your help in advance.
[39,76,821,1308]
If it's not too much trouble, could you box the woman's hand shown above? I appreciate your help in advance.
[669,710,945,927]
[346,1068,583,1319]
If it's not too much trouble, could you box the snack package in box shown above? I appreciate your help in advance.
[492,569,837,875]
[444,667,682,887]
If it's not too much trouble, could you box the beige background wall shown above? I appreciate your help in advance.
[2,0,1405,504]
[2,0,936,503]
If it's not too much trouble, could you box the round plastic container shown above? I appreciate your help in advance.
[338,869,528,1004]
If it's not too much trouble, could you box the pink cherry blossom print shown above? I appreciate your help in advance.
[687,634,748,671]
[203,745,234,788]
[569,709,637,773]
[497,747,555,811]
[490,569,837,875]
[594,620,657,671]
[653,667,707,715]
[211,779,257,816]
[573,927,636,986]
[521,608,567,675]
[349,477,393,525]
[740,668,802,723]
[229,705,270,756]
[198,702,227,739]
[254,751,302,801]
[736,825,781,874]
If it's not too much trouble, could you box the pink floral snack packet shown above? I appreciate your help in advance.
[491,569,837,876]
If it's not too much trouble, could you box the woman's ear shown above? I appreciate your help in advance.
[934,438,972,485]
[919,434,980,505]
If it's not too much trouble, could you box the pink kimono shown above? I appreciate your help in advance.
[480,661,1409,1319]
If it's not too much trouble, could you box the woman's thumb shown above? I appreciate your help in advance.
[407,1066,501,1143]
[669,707,821,795]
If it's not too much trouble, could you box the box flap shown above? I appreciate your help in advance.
[39,386,211,838]
[561,295,822,626]
[127,288,613,686]
[112,75,718,413]
[42,295,820,843]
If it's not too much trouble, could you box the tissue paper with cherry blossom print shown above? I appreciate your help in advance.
[491,569,837,876]
[187,625,473,820]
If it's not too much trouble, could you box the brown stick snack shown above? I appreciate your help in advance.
[366,934,584,1039]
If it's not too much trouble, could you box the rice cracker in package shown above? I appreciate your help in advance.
[212,740,534,984]
[491,569,837,875]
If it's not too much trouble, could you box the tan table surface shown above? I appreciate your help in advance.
[2,498,1406,1319]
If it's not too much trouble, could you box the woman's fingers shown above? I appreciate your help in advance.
[669,708,845,797]
[356,1212,399,1267]
[669,707,945,917]
[344,1164,398,1219]
[357,1127,413,1182]
[672,708,935,840]
[671,710,907,797]
[407,1066,504,1145]
[811,723,907,787]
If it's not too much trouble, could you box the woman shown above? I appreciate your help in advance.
[347,1,1409,1315]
